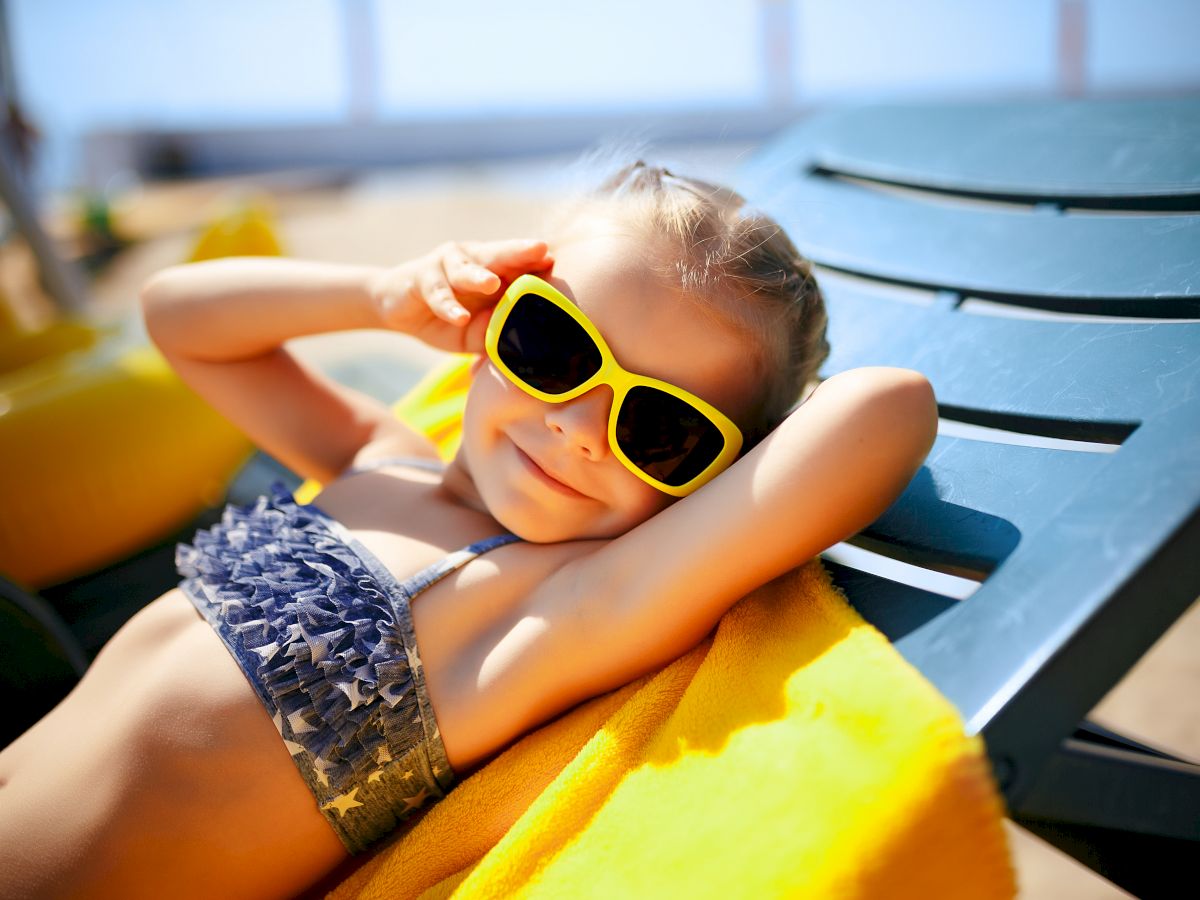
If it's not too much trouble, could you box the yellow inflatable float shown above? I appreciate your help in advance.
[0,203,283,588]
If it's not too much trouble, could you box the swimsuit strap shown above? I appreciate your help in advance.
[399,532,523,601]
[346,455,446,476]
[327,456,522,600]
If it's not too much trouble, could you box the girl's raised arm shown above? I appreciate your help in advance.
[143,257,430,484]
[554,366,937,695]
[141,241,551,484]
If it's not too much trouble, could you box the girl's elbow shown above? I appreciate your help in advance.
[879,368,938,466]
[897,369,938,456]
[140,266,190,346]
[140,265,185,310]
[140,268,168,316]
[864,370,937,508]
[844,366,938,466]
[140,275,165,343]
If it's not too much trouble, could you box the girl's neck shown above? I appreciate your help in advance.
[439,455,492,519]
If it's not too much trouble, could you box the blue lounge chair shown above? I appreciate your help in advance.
[735,97,1200,897]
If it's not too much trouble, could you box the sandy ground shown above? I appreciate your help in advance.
[24,147,1198,898]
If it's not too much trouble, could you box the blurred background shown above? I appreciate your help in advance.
[9,0,1200,194]
[2,3,1198,896]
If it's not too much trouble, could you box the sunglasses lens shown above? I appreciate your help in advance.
[497,294,603,394]
[616,386,727,487]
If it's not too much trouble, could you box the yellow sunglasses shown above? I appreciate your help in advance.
[484,274,743,497]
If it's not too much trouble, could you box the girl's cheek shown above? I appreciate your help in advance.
[612,478,674,529]
[470,362,671,533]
[466,365,521,434]
[482,363,534,415]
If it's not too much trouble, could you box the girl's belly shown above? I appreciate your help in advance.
[0,589,347,900]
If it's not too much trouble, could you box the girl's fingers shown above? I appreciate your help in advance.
[417,263,470,325]
[465,238,552,274]
[443,244,501,295]
[409,238,554,333]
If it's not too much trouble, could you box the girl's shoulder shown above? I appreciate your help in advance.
[347,432,442,476]
[342,453,446,478]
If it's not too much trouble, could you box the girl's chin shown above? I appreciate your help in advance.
[446,444,668,542]
[504,506,661,544]
[482,497,616,544]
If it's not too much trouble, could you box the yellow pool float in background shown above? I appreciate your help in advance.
[188,200,285,262]
[0,202,284,588]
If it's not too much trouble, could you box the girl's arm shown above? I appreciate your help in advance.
[141,242,551,483]
[551,366,938,695]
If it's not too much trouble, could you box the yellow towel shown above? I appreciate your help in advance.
[325,360,1016,899]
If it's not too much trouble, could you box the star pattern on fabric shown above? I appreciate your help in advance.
[288,710,317,734]
[282,738,306,757]
[323,788,364,818]
[378,679,408,708]
[400,787,432,813]
[302,627,332,665]
[312,757,332,787]
[367,769,384,783]
[251,641,280,663]
[336,679,370,711]
[408,645,422,671]
[376,746,392,764]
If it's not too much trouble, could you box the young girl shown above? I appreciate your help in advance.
[0,162,937,899]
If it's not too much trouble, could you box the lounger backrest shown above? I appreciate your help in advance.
[736,98,1200,805]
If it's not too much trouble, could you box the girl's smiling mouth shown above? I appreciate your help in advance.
[511,442,590,499]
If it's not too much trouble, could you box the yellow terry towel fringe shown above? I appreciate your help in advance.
[325,359,1016,899]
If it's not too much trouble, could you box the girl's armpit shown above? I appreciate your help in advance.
[565,367,937,673]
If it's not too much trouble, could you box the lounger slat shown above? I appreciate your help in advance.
[750,175,1200,315]
[762,99,1200,209]
[819,276,1200,427]
[858,437,1106,575]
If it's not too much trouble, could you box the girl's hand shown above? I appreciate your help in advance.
[370,238,554,353]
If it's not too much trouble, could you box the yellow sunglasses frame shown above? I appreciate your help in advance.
[484,274,743,497]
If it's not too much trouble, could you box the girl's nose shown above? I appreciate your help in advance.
[544,386,613,461]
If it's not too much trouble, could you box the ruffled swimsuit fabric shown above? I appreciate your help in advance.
[176,482,518,854]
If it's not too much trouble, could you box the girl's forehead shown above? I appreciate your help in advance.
[544,231,760,419]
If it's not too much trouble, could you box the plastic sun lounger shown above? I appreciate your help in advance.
[733,97,1200,897]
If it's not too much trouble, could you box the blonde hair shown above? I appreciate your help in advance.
[547,159,830,448]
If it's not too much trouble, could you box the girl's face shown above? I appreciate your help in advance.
[448,224,760,543]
